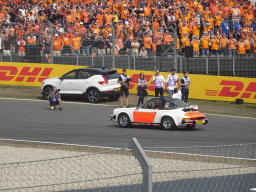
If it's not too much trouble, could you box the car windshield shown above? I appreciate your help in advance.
[141,98,190,110]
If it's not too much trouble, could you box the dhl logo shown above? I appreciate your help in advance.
[206,80,256,99]
[0,66,53,83]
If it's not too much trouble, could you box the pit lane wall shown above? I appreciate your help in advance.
[0,62,255,104]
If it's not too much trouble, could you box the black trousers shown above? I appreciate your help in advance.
[155,88,163,97]
[181,88,189,103]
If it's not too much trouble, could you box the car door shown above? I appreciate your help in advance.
[75,70,91,94]
[133,99,159,123]
[58,70,79,94]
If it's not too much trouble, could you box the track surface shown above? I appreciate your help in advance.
[0,98,255,148]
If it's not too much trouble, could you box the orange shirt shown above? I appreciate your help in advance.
[177,38,180,50]
[144,6,151,17]
[220,38,228,49]
[192,25,200,36]
[62,35,71,46]
[244,38,250,50]
[215,15,223,26]
[27,38,36,44]
[201,36,210,49]
[197,4,204,12]
[105,14,113,24]
[237,42,246,54]
[180,26,190,37]
[53,38,63,51]
[192,40,200,51]
[18,40,26,52]
[121,9,129,20]
[228,38,237,50]
[163,34,173,45]
[211,38,220,50]
[71,37,81,50]
[96,14,104,25]
[152,21,160,32]
[144,37,152,49]
[181,37,190,48]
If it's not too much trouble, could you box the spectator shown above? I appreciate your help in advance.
[233,19,242,39]
[165,68,179,98]
[220,17,229,37]
[105,35,112,55]
[220,33,229,56]
[131,38,140,57]
[97,36,106,55]
[143,33,152,54]
[71,32,81,55]
[137,72,148,107]
[210,35,220,56]
[118,69,130,108]
[152,69,165,97]
[180,71,190,103]
[191,36,200,56]
[2,36,12,56]
[181,32,190,56]
[237,38,246,56]
[53,34,63,56]
[228,34,237,56]
[62,32,72,55]
[231,3,241,22]
[17,37,26,57]
[139,47,147,57]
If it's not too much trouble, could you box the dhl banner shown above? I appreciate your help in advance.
[0,62,255,103]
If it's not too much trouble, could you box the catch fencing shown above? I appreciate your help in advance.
[1,139,255,192]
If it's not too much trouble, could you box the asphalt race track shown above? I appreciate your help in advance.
[0,98,255,148]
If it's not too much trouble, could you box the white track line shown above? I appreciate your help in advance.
[1,138,255,161]
[0,138,124,150]
[0,97,255,119]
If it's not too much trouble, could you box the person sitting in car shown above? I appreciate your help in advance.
[50,87,62,110]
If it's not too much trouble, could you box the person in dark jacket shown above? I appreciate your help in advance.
[81,33,90,55]
[50,87,62,110]
[137,72,148,106]
[97,36,106,55]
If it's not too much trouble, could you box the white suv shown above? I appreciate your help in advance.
[41,67,121,103]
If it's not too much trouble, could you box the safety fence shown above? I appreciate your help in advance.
[1,139,255,192]
[1,54,255,78]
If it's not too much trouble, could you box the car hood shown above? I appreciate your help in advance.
[42,77,60,83]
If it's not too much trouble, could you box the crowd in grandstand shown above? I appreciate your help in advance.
[1,0,256,58]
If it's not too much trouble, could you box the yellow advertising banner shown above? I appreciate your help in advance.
[0,62,255,103]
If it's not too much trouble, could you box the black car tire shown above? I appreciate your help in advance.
[109,95,120,101]
[87,89,100,103]
[161,116,175,130]
[43,86,53,99]
[118,113,131,128]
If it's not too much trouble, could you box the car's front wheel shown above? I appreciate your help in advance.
[161,116,175,130]
[118,113,131,128]
[87,89,100,103]
[43,86,53,99]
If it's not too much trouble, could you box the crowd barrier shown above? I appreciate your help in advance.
[0,62,255,103]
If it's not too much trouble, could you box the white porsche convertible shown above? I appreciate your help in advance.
[111,97,208,130]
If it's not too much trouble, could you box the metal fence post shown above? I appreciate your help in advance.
[133,55,136,70]
[102,55,104,67]
[10,53,12,62]
[76,54,78,66]
[110,24,116,68]
[92,55,94,67]
[217,54,220,76]
[233,56,235,77]
[48,21,53,64]
[180,56,182,73]
[128,55,130,69]
[129,138,152,192]
[206,56,209,75]
[0,54,2,62]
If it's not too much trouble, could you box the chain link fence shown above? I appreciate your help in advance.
[1,140,255,192]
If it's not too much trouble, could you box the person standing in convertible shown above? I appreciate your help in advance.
[50,87,62,110]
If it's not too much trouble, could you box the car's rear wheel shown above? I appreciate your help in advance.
[118,113,131,128]
[43,86,53,99]
[87,89,100,103]
[161,116,175,130]
[109,95,120,101]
